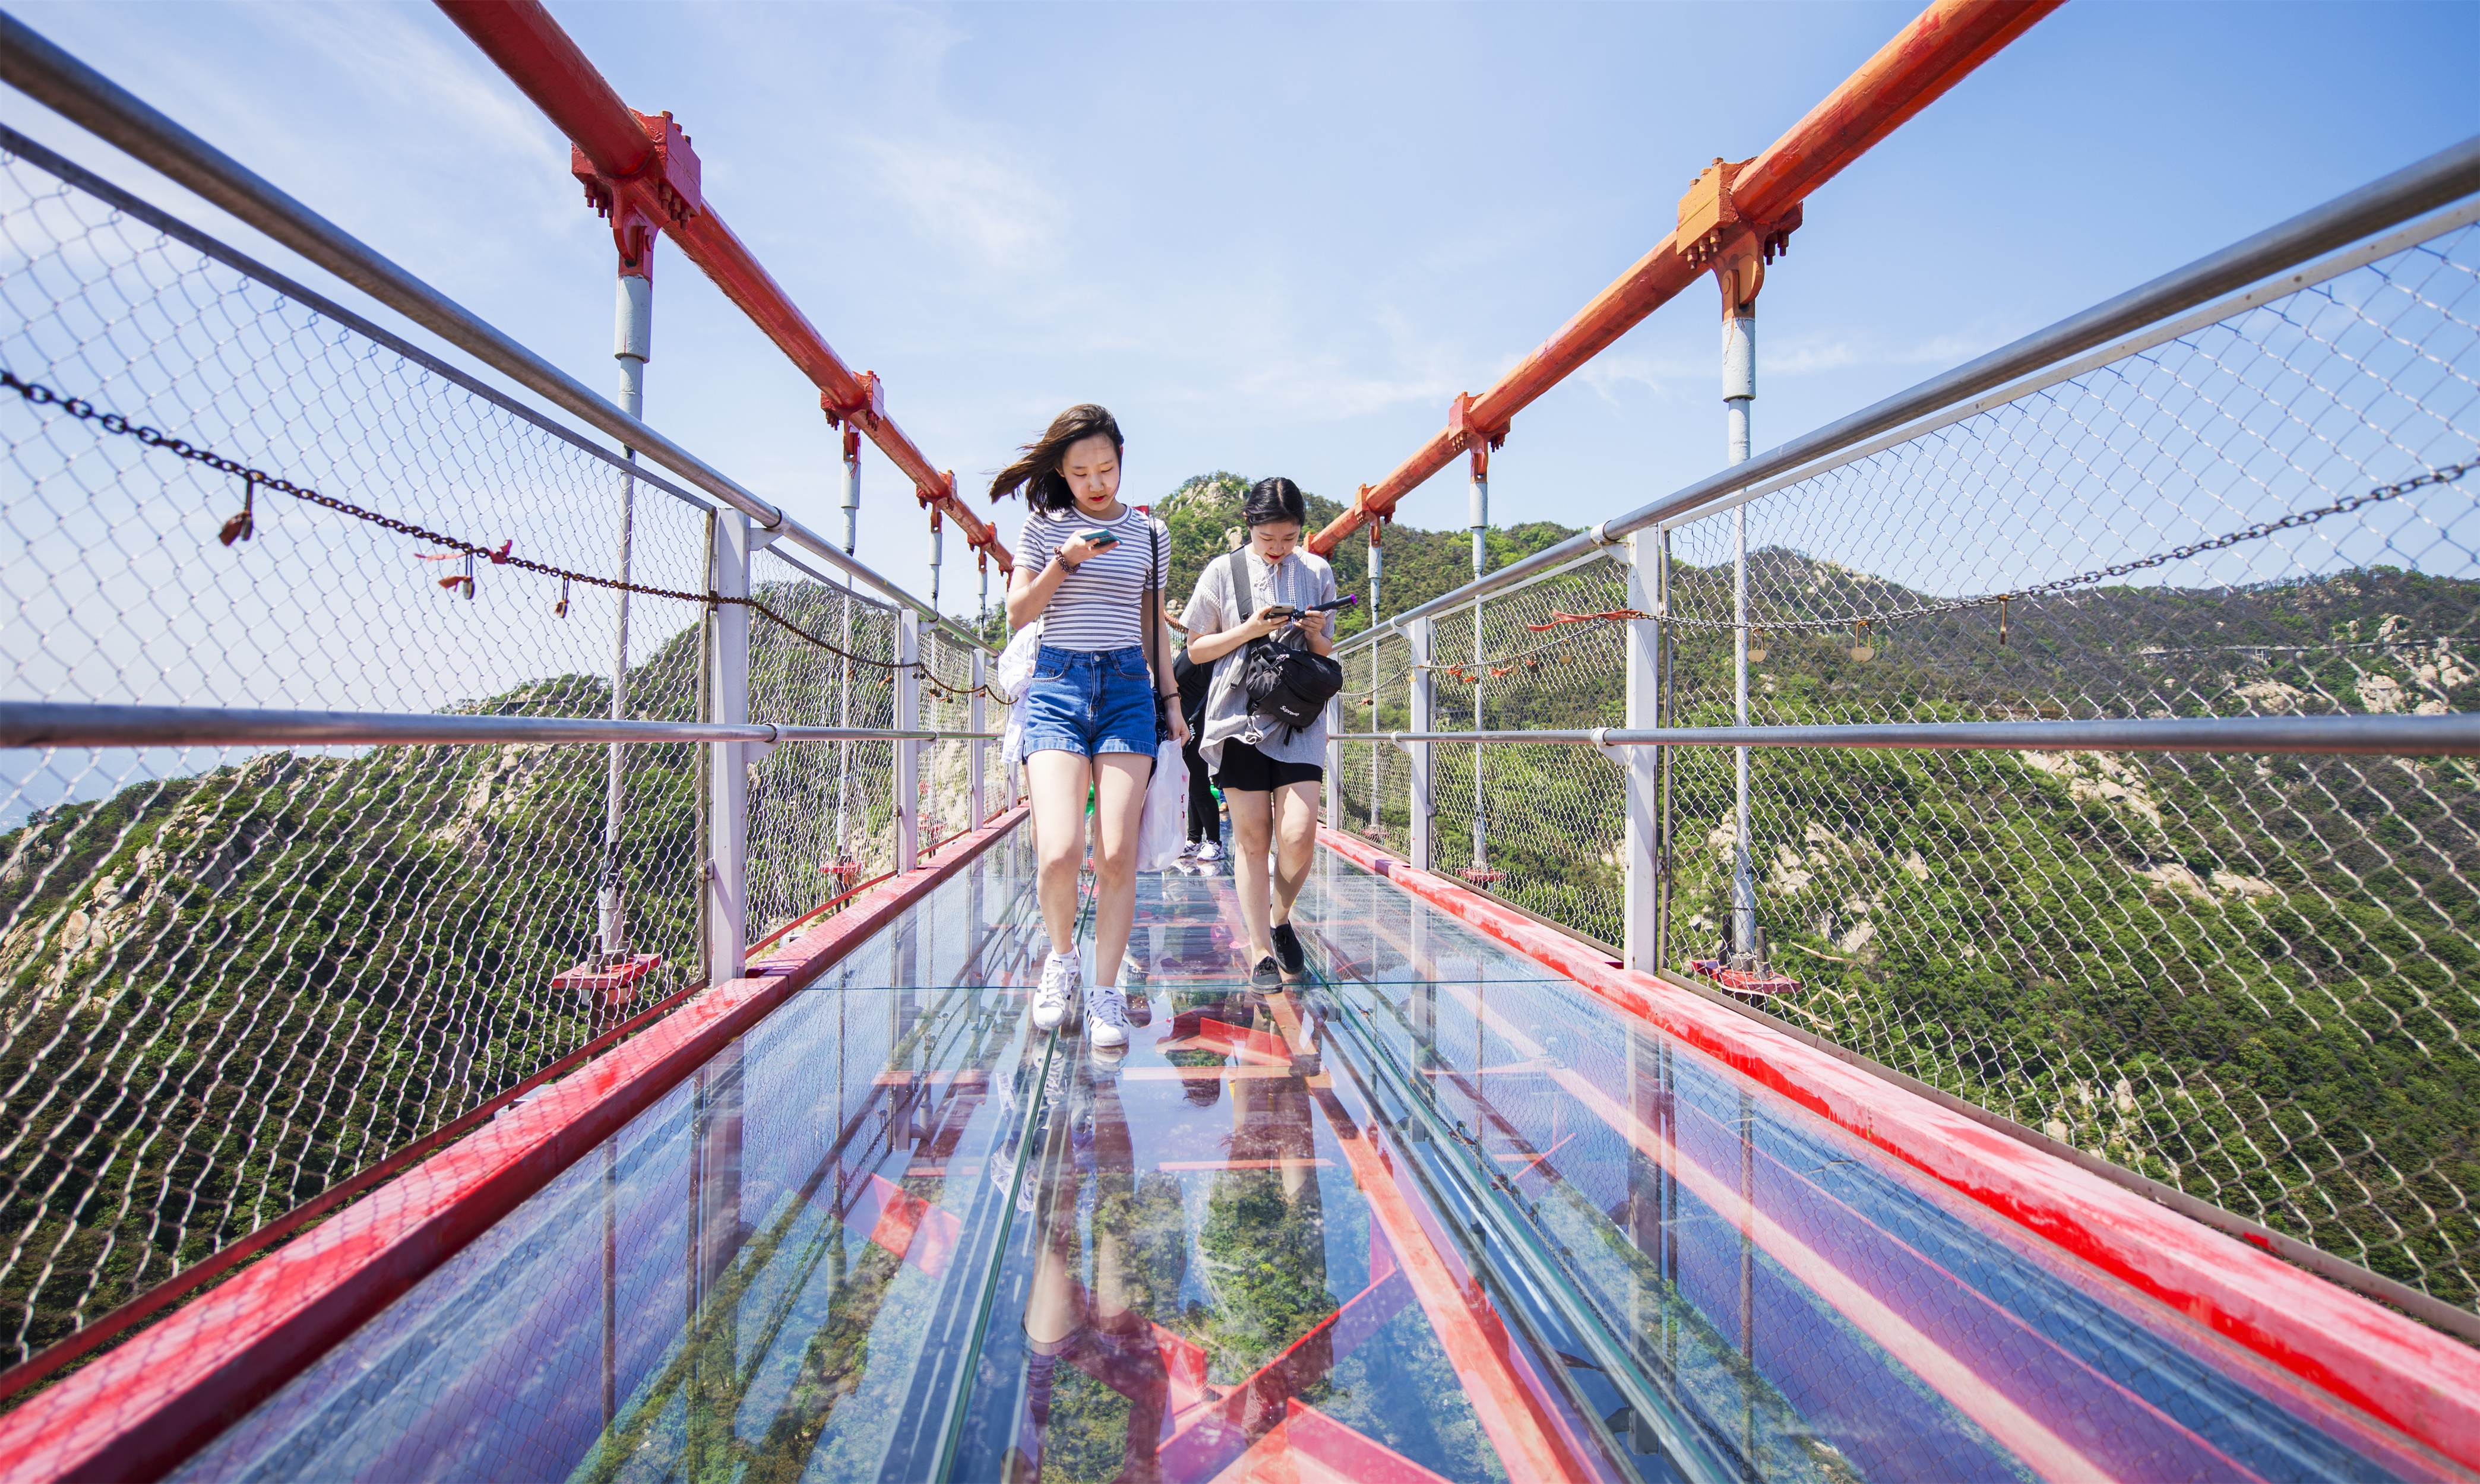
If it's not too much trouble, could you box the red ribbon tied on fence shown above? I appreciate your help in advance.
[1523,609,1649,631]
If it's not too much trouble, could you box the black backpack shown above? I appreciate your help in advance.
[1226,550,1344,742]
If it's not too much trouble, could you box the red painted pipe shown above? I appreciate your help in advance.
[1308,0,2062,555]
[434,0,1009,569]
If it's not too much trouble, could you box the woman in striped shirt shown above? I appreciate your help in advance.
[995,404,1187,1050]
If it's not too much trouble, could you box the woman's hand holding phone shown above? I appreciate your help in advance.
[1058,529,1119,569]
[1249,602,1297,637]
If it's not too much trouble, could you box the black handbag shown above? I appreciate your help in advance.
[1226,550,1343,743]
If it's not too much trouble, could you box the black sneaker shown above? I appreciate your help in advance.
[1251,955,1283,988]
[1271,923,1307,977]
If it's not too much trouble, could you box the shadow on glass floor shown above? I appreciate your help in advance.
[169,830,2458,1483]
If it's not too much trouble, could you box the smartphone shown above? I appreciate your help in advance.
[1075,528,1120,548]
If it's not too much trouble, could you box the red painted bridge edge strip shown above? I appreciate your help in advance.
[0,806,1027,1484]
[1316,827,2480,1472]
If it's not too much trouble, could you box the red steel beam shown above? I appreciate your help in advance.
[434,0,1009,570]
[1307,0,2061,555]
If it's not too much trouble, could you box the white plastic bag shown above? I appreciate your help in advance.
[994,622,1040,771]
[989,621,1042,705]
[1136,738,1188,872]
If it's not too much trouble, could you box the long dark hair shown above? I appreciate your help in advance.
[989,404,1123,512]
[1242,476,1307,528]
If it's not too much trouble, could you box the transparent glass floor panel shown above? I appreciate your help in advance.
[174,834,1056,1484]
[172,830,2453,1483]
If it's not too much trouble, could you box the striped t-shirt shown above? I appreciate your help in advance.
[1015,504,1171,651]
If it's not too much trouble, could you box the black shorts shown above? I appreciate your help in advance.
[1215,740,1323,792]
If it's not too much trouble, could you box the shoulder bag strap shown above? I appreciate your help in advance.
[1140,512,1167,724]
[1225,548,1254,634]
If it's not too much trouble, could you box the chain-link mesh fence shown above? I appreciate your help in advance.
[918,622,982,849]
[1333,629,1413,854]
[1429,563,1635,950]
[745,561,900,948]
[0,134,983,1381]
[1335,214,2480,1315]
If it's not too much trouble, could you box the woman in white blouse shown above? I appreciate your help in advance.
[1181,478,1337,985]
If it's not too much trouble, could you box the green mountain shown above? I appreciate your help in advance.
[1151,470,1579,634]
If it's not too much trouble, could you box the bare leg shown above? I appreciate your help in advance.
[1225,787,1274,962]
[1267,779,1322,928]
[1027,750,1094,956]
[1088,752,1154,985]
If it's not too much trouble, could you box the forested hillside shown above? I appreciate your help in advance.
[1152,470,1577,631]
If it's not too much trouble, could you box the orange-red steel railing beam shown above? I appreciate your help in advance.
[434,0,1008,570]
[1307,0,2060,556]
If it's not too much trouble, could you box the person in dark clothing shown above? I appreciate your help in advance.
[1171,622,1222,860]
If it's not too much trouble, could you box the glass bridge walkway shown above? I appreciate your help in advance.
[22,822,2470,1484]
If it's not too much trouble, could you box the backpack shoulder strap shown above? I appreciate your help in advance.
[1225,549,1254,624]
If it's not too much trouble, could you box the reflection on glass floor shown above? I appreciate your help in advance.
[171,824,2451,1483]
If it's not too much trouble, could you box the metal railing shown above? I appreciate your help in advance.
[1328,142,2480,1327]
[0,70,1014,1394]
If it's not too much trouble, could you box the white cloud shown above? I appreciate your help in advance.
[852,136,1064,273]
[1577,319,2029,403]
[272,2,568,162]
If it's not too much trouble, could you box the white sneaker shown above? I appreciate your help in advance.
[1084,982,1131,1049]
[1033,950,1078,1031]
[1178,840,1198,859]
[1194,840,1222,863]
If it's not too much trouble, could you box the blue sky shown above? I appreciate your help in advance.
[5,0,2476,617]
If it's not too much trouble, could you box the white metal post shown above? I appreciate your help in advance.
[833,592,853,869]
[896,610,920,871]
[600,272,650,967]
[927,512,943,610]
[1324,694,1341,830]
[1470,598,1490,879]
[969,648,987,827]
[840,428,862,556]
[1468,465,1489,585]
[708,509,752,984]
[1725,312,1757,966]
[1407,615,1434,875]
[1467,467,1489,881]
[1366,522,1383,618]
[1622,536,1662,972]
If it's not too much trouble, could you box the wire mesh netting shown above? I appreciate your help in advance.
[919,623,983,848]
[1333,629,1413,855]
[1428,564,1634,950]
[0,137,959,1377]
[745,561,900,948]
[1336,216,2480,1314]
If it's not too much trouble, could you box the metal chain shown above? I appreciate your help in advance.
[1337,454,2478,694]
[0,369,997,695]
[1674,455,2478,634]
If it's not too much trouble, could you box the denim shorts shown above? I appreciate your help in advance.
[1021,645,1160,760]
